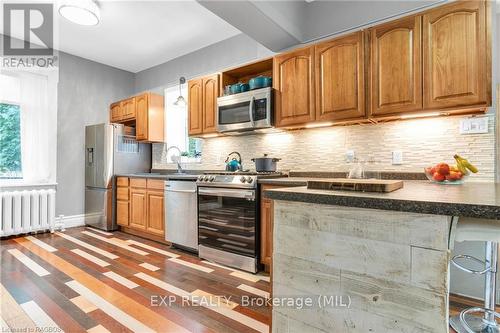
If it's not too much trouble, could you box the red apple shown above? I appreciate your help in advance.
[435,163,450,176]
[433,172,446,182]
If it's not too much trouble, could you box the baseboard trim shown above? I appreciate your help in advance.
[59,213,102,229]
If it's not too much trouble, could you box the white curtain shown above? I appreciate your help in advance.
[2,70,58,184]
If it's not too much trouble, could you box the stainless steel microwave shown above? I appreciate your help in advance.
[216,87,273,134]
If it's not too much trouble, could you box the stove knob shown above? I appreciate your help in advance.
[246,177,253,183]
[204,176,210,182]
[209,176,215,182]
[197,175,204,181]
[240,176,247,183]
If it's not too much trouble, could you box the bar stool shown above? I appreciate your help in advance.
[450,217,500,333]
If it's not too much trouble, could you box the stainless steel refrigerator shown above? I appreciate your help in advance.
[84,123,151,231]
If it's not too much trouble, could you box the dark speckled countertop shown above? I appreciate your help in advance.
[265,181,500,219]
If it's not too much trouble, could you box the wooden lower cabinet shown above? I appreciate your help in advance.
[118,177,165,239]
[116,177,129,227]
[130,188,147,230]
[260,197,274,267]
[260,185,292,270]
[146,190,165,236]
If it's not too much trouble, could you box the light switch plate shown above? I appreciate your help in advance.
[392,151,403,165]
[346,150,355,163]
[460,116,489,134]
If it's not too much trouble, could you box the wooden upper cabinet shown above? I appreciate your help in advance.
[423,0,488,109]
[202,75,219,134]
[370,16,422,116]
[188,78,203,136]
[315,32,365,121]
[135,93,164,143]
[135,93,148,140]
[110,102,122,123]
[121,97,136,121]
[274,46,315,127]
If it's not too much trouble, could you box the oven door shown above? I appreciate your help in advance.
[198,187,257,258]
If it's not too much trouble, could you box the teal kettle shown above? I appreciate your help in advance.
[225,152,242,172]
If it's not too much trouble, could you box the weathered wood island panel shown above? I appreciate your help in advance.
[272,201,452,333]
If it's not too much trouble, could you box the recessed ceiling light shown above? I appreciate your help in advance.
[59,0,100,26]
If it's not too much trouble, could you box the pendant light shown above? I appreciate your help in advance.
[173,77,186,107]
[59,0,101,26]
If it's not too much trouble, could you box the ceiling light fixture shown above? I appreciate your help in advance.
[59,0,101,26]
[174,77,186,107]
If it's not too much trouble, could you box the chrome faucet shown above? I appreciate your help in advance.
[165,145,184,173]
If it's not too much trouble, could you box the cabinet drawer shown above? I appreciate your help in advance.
[130,178,147,188]
[147,179,165,190]
[116,177,129,187]
[117,187,129,201]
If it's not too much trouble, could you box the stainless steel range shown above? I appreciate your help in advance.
[196,172,283,273]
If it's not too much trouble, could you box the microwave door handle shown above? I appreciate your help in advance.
[249,96,255,126]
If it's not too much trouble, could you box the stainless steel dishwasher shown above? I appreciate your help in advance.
[164,180,198,252]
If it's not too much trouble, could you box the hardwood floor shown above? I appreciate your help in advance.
[1,227,270,333]
[0,227,495,333]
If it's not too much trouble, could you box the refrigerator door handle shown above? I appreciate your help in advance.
[87,148,94,165]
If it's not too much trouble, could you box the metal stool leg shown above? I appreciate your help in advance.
[450,241,500,333]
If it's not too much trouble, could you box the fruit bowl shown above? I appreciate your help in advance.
[424,163,466,185]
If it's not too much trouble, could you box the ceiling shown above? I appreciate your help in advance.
[1,1,241,73]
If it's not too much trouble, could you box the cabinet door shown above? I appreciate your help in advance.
[260,198,273,266]
[135,93,149,141]
[315,32,365,121]
[121,97,136,120]
[129,188,147,230]
[188,78,203,135]
[371,16,422,116]
[423,1,487,109]
[202,75,219,134]
[146,190,164,236]
[116,200,129,226]
[110,102,121,123]
[273,47,315,127]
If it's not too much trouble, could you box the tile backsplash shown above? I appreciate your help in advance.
[153,114,496,182]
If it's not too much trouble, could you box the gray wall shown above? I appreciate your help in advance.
[302,0,444,42]
[57,52,134,216]
[134,33,273,93]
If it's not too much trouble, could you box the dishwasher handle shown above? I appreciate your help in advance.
[165,189,196,194]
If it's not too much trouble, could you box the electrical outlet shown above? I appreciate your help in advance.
[460,116,489,134]
[346,150,355,163]
[392,151,403,165]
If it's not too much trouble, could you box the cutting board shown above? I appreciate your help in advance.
[307,178,404,193]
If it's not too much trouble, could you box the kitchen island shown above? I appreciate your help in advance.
[265,181,500,333]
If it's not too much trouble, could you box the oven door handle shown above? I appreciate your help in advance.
[198,187,255,200]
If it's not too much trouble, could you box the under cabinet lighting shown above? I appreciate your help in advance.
[201,133,219,139]
[400,112,442,120]
[305,122,333,129]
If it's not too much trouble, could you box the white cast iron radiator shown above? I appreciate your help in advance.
[0,189,57,237]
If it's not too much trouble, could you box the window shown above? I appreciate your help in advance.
[164,85,202,163]
[0,103,22,178]
[0,71,58,185]
[0,74,22,179]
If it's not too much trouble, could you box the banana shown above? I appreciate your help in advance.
[454,155,478,174]
[455,159,469,175]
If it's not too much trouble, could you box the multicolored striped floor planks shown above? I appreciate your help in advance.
[0,227,271,333]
